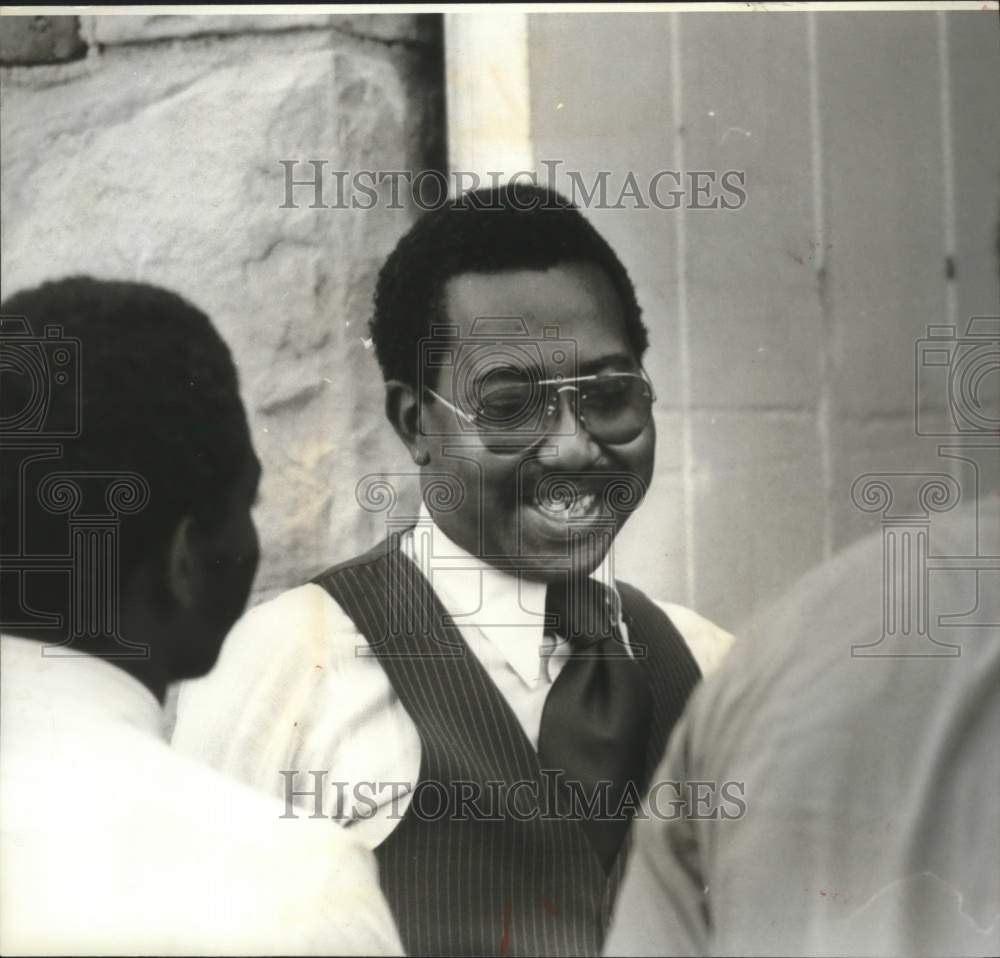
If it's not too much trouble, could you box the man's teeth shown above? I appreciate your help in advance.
[535,491,598,519]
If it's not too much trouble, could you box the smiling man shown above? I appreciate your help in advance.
[173,184,732,957]
[409,259,655,583]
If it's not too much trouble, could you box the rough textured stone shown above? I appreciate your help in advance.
[84,13,438,48]
[1,19,444,603]
[0,15,85,65]
[87,14,331,46]
[333,14,439,46]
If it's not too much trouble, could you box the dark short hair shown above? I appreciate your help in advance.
[0,277,251,602]
[371,183,648,388]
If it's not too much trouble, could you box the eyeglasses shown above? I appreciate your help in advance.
[424,371,656,451]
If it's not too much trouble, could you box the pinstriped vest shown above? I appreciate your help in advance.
[313,532,701,957]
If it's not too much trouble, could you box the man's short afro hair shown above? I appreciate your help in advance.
[371,182,649,388]
[0,276,251,572]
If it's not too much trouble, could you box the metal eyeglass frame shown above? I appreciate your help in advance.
[422,370,657,435]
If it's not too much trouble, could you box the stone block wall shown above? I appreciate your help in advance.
[1,13,445,603]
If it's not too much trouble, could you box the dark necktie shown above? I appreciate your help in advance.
[537,578,653,871]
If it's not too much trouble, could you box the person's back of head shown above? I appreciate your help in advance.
[0,276,260,697]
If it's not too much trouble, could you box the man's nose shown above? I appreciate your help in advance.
[544,388,602,463]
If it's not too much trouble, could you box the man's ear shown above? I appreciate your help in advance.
[166,516,200,610]
[385,380,428,465]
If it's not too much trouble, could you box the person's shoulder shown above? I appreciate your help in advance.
[181,758,401,953]
[1,723,401,955]
[652,599,735,677]
[165,743,364,860]
[171,580,369,748]
[239,580,354,634]
[311,535,397,586]
[133,744,401,953]
[212,580,366,670]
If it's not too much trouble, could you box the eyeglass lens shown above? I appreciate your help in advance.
[474,374,653,450]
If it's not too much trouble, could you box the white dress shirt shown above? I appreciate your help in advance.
[0,634,403,957]
[173,508,734,849]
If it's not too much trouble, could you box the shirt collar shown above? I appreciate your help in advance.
[0,634,164,739]
[401,503,626,689]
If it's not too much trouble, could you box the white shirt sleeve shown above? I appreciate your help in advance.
[655,600,735,676]
[172,583,422,848]
[151,756,407,957]
[193,768,406,957]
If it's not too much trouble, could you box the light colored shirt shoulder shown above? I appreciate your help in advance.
[0,635,402,957]
[655,600,734,676]
[174,580,423,847]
